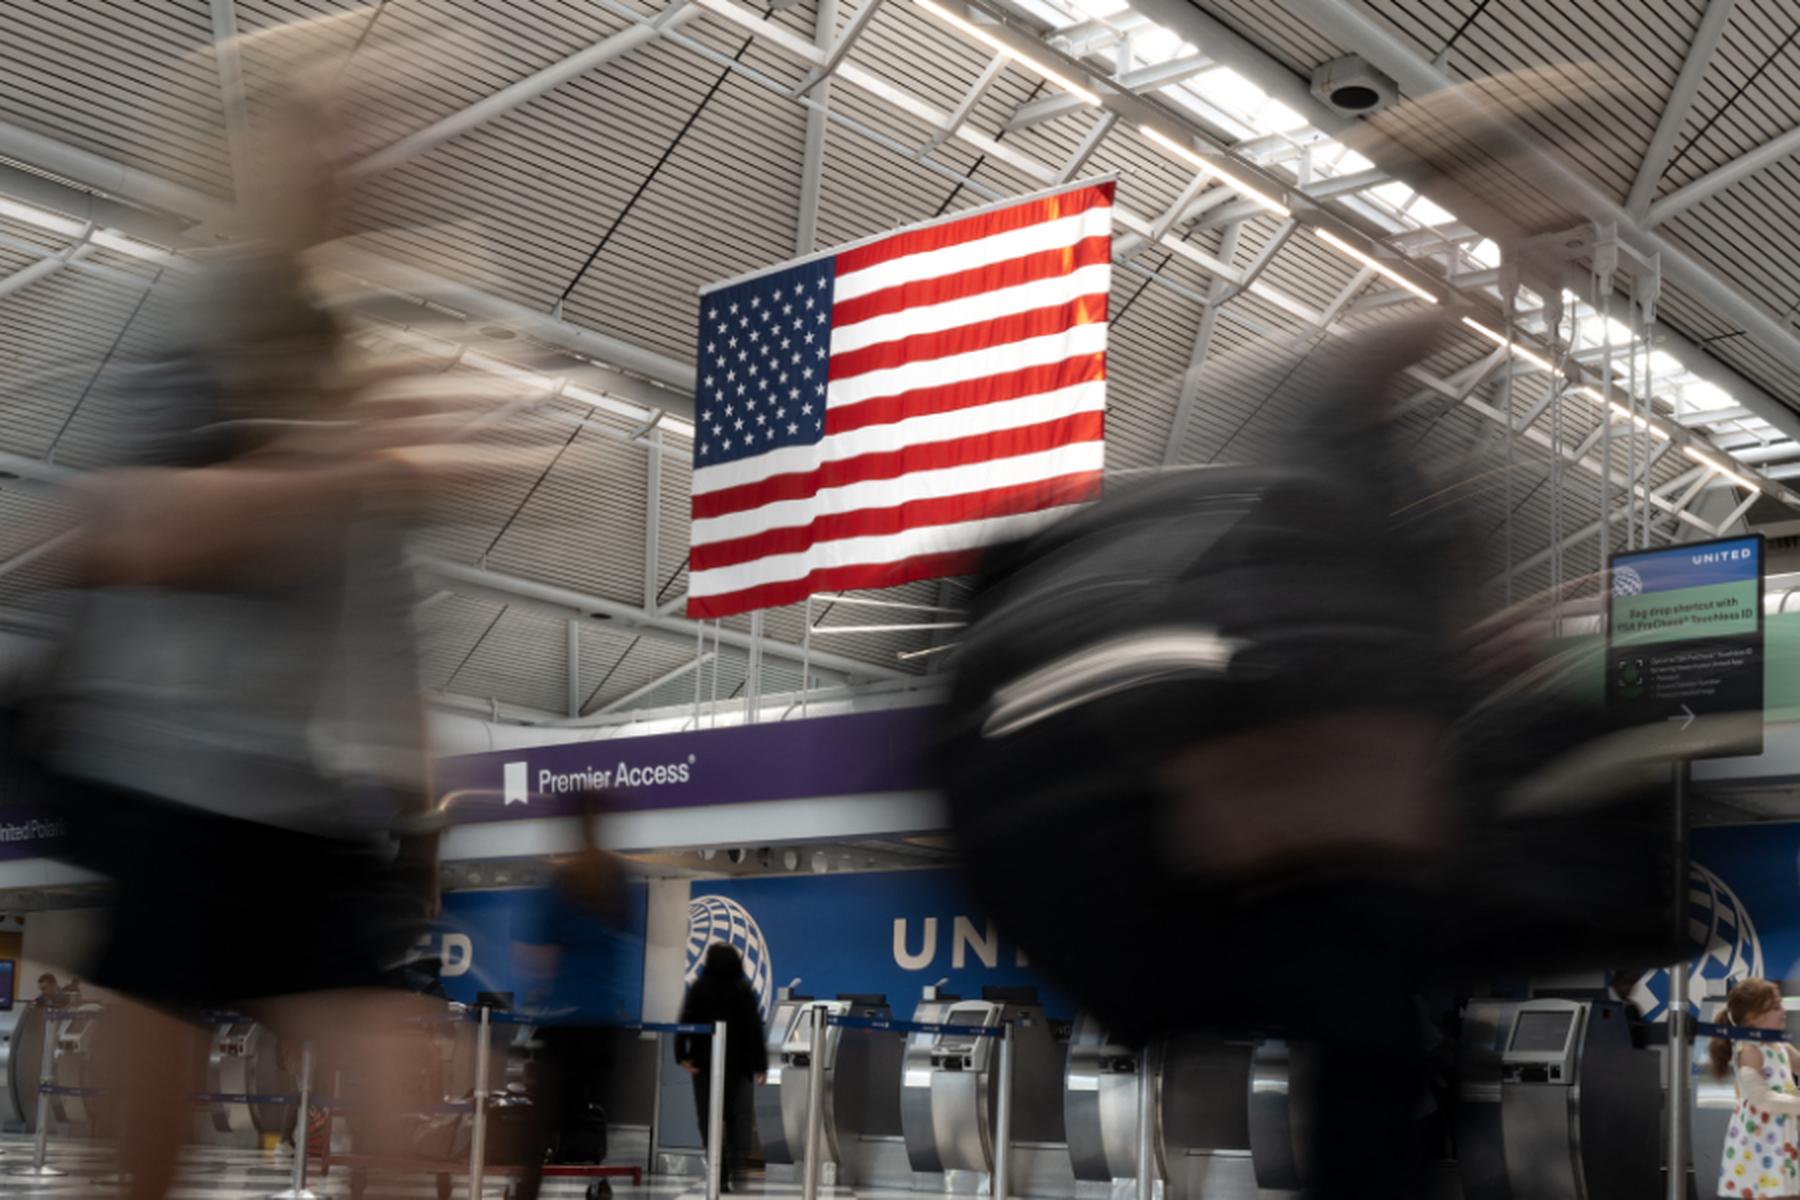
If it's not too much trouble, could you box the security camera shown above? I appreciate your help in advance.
[1310,55,1398,117]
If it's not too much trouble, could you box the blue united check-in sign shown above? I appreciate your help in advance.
[1608,533,1764,758]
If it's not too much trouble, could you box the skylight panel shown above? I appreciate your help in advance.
[1254,98,1308,134]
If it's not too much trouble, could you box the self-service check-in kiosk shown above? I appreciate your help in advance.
[1246,1038,1317,1192]
[207,1019,296,1141]
[1456,998,1657,1200]
[755,994,902,1185]
[899,988,1064,1190]
[1064,1017,1255,1200]
[1064,1015,1143,1197]
[0,1005,41,1129]
[48,1004,113,1136]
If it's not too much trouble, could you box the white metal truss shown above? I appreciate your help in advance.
[1644,124,1800,231]
[4,0,1800,719]
[1626,0,1737,219]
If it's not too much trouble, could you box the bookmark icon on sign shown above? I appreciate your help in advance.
[503,762,529,806]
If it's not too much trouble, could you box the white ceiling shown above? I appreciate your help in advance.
[0,0,1794,720]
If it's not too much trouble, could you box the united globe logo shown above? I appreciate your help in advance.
[1612,565,1645,598]
[685,894,775,1022]
[1628,863,1763,1023]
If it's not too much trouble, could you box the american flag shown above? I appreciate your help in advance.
[684,180,1108,618]
[686,179,1114,619]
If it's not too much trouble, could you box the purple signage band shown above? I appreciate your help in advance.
[433,706,941,824]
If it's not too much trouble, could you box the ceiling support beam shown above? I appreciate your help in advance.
[794,0,837,255]
[1299,167,1391,199]
[412,556,912,683]
[924,53,1007,153]
[644,430,664,611]
[596,651,717,714]
[1729,440,1800,465]
[566,619,582,718]
[1163,221,1245,464]
[347,3,702,182]
[0,529,78,584]
[1627,0,1737,218]
[208,0,251,199]
[0,162,186,248]
[796,0,883,95]
[1056,111,1117,182]
[1644,122,1800,229]
[1004,51,1213,131]
[0,119,233,229]
[314,248,697,399]
[1214,218,1297,304]
[1320,265,1377,326]
[1288,0,1800,455]
[0,236,94,301]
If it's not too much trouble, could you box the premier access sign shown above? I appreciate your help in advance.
[1607,533,1764,758]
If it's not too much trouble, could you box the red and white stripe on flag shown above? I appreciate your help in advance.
[686,179,1113,619]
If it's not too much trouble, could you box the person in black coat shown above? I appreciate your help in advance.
[676,944,768,1190]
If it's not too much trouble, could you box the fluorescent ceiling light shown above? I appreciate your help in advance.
[915,0,1101,106]
[1137,125,1289,215]
[0,195,183,267]
[1683,445,1763,492]
[1460,316,1556,373]
[1310,227,1437,304]
[91,228,179,266]
[0,196,86,240]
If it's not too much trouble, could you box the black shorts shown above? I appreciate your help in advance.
[58,783,425,1011]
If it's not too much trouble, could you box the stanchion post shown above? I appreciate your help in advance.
[267,1041,319,1200]
[470,1005,493,1200]
[707,1020,728,1200]
[1666,759,1692,1200]
[1135,1044,1155,1200]
[801,1006,827,1200]
[994,1020,1015,1200]
[9,1010,65,1177]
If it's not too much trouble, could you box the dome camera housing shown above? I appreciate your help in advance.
[1309,55,1399,117]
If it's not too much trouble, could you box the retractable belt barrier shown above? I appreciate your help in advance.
[11,1004,728,1197]
[1694,1022,1787,1043]
[827,1014,1005,1037]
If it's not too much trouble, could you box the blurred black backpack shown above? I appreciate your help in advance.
[936,316,1682,1038]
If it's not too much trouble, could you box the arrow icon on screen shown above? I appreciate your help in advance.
[1668,704,1696,731]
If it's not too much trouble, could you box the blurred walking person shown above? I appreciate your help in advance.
[676,945,768,1192]
[6,17,516,1199]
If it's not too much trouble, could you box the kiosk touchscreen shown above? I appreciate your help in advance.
[1504,1009,1577,1080]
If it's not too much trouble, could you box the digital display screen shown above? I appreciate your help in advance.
[1510,1011,1574,1053]
[0,961,13,1011]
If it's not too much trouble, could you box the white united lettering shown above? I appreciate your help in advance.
[893,915,1029,970]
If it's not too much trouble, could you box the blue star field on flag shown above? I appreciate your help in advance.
[695,256,837,466]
